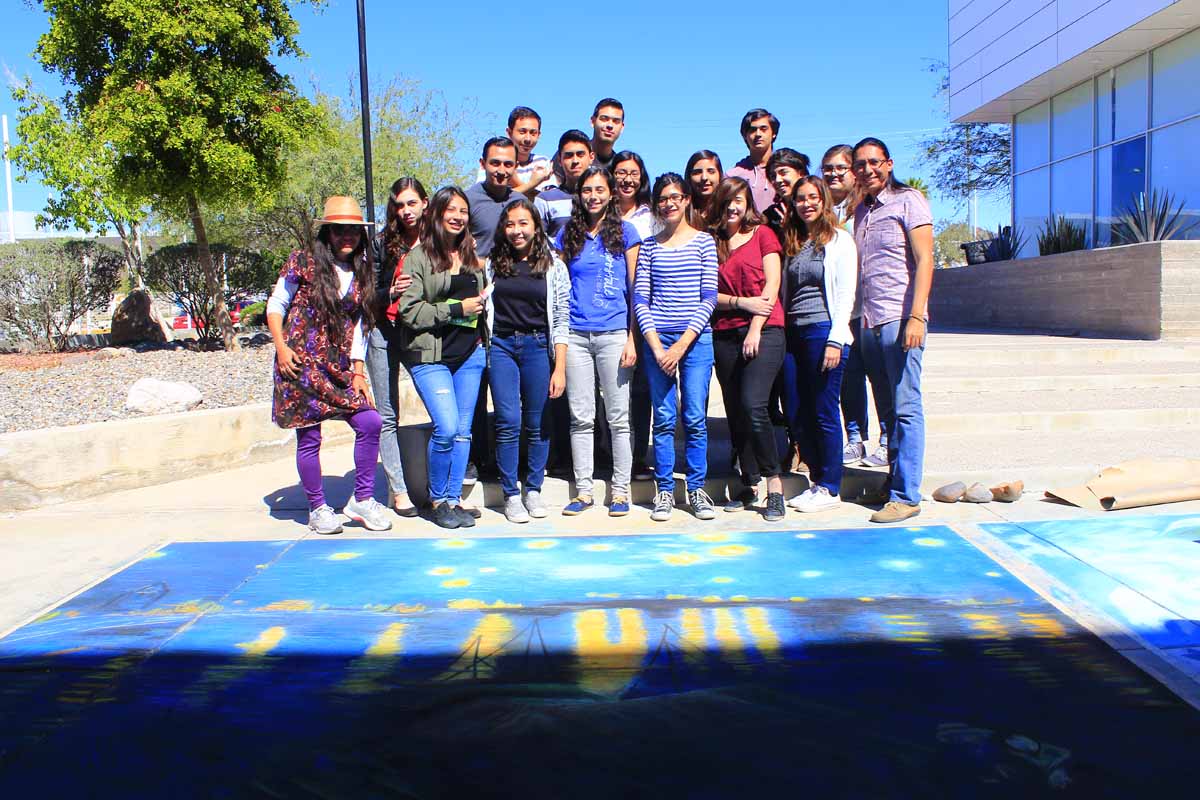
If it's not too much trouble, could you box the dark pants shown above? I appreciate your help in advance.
[488,332,552,498]
[713,326,785,486]
[783,322,848,495]
[631,359,652,468]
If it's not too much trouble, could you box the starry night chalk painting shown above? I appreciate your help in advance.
[1,526,1198,797]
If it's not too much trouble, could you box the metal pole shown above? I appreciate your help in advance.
[2,115,15,243]
[355,0,376,283]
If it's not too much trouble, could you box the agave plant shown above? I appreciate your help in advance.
[1112,189,1198,244]
[1037,215,1088,256]
[987,223,1027,261]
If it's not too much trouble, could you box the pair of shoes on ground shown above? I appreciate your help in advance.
[933,480,1024,504]
[787,485,841,513]
[724,488,787,522]
[843,441,889,468]
[562,495,631,518]
[503,491,551,523]
[309,497,393,535]
[432,501,478,530]
[651,489,717,522]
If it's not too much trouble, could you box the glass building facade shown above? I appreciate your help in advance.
[1012,28,1200,257]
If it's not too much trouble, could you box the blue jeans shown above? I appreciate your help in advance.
[488,332,552,498]
[860,319,925,505]
[408,346,486,505]
[643,331,713,493]
[366,327,409,497]
[782,322,847,495]
[842,316,888,448]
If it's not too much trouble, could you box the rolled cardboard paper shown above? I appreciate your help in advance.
[1046,459,1200,511]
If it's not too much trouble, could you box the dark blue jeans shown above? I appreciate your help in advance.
[643,331,713,493]
[783,321,848,495]
[408,346,486,505]
[842,316,888,447]
[488,332,552,498]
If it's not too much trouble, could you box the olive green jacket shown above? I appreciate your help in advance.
[395,243,490,365]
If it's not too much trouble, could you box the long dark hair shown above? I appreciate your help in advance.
[652,172,692,223]
[852,137,910,193]
[707,177,765,262]
[423,186,481,273]
[383,177,428,267]
[561,166,626,262]
[782,176,839,257]
[685,150,722,227]
[310,224,376,335]
[612,150,651,209]
[490,197,555,278]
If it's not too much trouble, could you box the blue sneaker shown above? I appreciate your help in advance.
[562,496,594,516]
[609,496,630,517]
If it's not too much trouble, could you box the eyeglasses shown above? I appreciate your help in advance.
[657,193,687,206]
[852,158,888,171]
[822,164,851,175]
[614,170,641,180]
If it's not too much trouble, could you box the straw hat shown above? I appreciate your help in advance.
[313,196,378,228]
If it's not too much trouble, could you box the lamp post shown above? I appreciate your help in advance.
[356,0,375,230]
[2,115,15,243]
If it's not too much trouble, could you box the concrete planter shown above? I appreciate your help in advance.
[928,240,1200,339]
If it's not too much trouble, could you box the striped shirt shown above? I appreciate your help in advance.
[633,232,719,335]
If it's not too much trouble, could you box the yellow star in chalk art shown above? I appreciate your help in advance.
[709,545,751,557]
[524,539,559,549]
[794,533,817,539]
[913,538,946,548]
[441,579,471,588]
[434,539,473,549]
[689,532,729,542]
[427,566,455,576]
[712,576,734,583]
[581,543,614,552]
[662,552,703,566]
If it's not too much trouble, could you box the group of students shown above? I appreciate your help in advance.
[267,100,935,534]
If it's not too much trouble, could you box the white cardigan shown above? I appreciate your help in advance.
[783,228,858,348]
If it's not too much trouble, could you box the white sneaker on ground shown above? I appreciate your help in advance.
[523,490,548,519]
[650,490,674,522]
[504,494,531,524]
[308,504,343,535]
[787,487,816,510]
[344,497,393,531]
[795,485,841,513]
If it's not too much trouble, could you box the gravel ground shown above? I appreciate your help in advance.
[0,344,276,433]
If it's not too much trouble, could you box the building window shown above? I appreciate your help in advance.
[1095,137,1146,247]
[1152,28,1200,127]
[1150,117,1200,239]
[1050,153,1093,247]
[1014,101,1050,173]
[1052,81,1092,160]
[1096,54,1148,145]
[1015,168,1048,258]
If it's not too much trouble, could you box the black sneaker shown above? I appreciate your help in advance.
[433,502,461,530]
[763,492,786,522]
[688,489,717,520]
[464,463,479,485]
[453,505,476,528]
[724,487,758,512]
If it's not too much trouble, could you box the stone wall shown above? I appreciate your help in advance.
[929,240,1200,339]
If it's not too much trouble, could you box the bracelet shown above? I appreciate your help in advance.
[733,297,740,310]
[910,315,928,324]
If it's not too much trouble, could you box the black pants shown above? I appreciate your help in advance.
[631,359,651,467]
[713,326,786,485]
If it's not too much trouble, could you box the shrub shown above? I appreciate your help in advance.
[987,224,1027,261]
[145,244,270,344]
[0,239,123,351]
[1113,189,1198,244]
[1037,215,1088,255]
[240,300,266,327]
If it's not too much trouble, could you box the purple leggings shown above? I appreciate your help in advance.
[295,408,382,510]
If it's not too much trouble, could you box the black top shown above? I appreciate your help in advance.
[442,271,481,367]
[492,260,547,337]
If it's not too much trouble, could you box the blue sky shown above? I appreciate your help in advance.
[1,0,1007,230]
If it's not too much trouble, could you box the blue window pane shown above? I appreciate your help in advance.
[1095,137,1147,247]
[1051,153,1093,247]
[1052,81,1092,160]
[1014,101,1050,173]
[1096,54,1148,145]
[1152,28,1200,127]
[1015,168,1048,258]
[1151,118,1200,240]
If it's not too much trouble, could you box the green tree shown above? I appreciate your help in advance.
[33,0,324,350]
[144,243,271,345]
[9,83,149,286]
[905,177,931,197]
[0,239,123,351]
[918,62,1011,209]
[934,221,988,268]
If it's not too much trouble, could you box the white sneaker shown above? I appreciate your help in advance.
[504,494,531,524]
[523,490,548,519]
[650,490,674,522]
[795,485,840,513]
[344,497,393,531]
[787,487,816,510]
[308,504,343,535]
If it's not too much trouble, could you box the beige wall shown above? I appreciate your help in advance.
[929,240,1200,339]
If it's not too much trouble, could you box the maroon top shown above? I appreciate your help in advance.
[714,225,784,331]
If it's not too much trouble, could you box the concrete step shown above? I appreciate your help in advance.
[923,386,1199,414]
[924,344,1200,367]
[923,372,1200,393]
[924,406,1200,434]
[923,359,1200,379]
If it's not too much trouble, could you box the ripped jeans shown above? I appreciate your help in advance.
[408,346,486,505]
